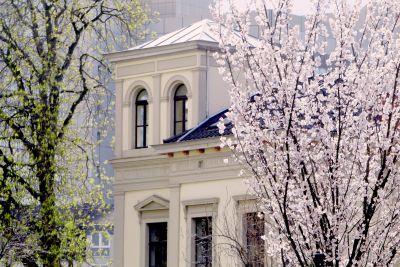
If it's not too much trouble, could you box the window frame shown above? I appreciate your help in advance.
[244,212,265,267]
[173,84,188,135]
[135,89,149,149]
[136,198,169,267]
[233,195,269,267]
[182,198,218,267]
[90,231,111,258]
[193,217,213,267]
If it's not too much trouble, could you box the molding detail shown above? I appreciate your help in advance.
[134,195,170,211]
[183,197,219,222]
[106,40,219,63]
[162,74,193,99]
[124,80,153,105]
[182,197,219,207]
[116,62,155,78]
[232,194,257,203]
[157,55,197,71]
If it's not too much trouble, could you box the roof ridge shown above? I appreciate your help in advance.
[129,19,219,51]
[153,24,193,46]
[169,22,205,44]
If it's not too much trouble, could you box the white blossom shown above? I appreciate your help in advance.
[213,0,400,265]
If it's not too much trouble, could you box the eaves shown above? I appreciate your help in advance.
[105,40,220,63]
[151,136,223,154]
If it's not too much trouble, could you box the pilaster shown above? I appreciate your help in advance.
[190,67,207,127]
[113,192,125,267]
[167,185,181,267]
[152,74,161,144]
[115,80,124,157]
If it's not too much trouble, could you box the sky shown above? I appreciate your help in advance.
[233,0,367,15]
[291,0,367,14]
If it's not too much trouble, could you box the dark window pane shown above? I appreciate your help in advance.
[102,234,109,247]
[135,89,148,148]
[136,127,144,147]
[92,233,100,246]
[174,85,188,135]
[148,222,167,267]
[194,217,212,267]
[175,122,183,134]
[175,85,187,96]
[149,224,167,242]
[137,90,148,101]
[145,104,149,125]
[137,105,145,125]
[184,100,188,123]
[146,125,149,147]
[175,100,183,121]
[246,213,265,267]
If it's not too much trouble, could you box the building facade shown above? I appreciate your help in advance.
[141,0,213,40]
[108,20,273,267]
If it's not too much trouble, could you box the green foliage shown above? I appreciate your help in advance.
[0,0,149,266]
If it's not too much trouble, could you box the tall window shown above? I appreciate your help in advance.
[194,217,212,267]
[148,222,167,267]
[174,84,188,135]
[135,89,148,148]
[245,213,265,267]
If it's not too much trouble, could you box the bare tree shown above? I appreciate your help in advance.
[214,197,273,267]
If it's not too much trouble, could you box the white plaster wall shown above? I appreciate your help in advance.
[207,66,230,115]
[124,189,170,266]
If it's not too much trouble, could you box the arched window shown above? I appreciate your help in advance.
[135,89,148,148]
[173,84,188,135]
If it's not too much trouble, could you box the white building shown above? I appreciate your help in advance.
[90,2,214,264]
[107,20,271,267]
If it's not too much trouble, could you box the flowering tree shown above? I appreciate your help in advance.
[0,0,149,266]
[213,0,400,265]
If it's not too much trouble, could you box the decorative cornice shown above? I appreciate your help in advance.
[232,194,257,203]
[151,137,224,154]
[114,191,125,197]
[105,40,219,63]
[134,195,170,211]
[182,198,219,207]
[113,162,242,193]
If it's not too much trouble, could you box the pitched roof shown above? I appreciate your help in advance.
[131,19,219,50]
[106,19,259,62]
[164,109,232,144]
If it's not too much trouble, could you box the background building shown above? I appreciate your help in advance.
[141,0,213,39]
